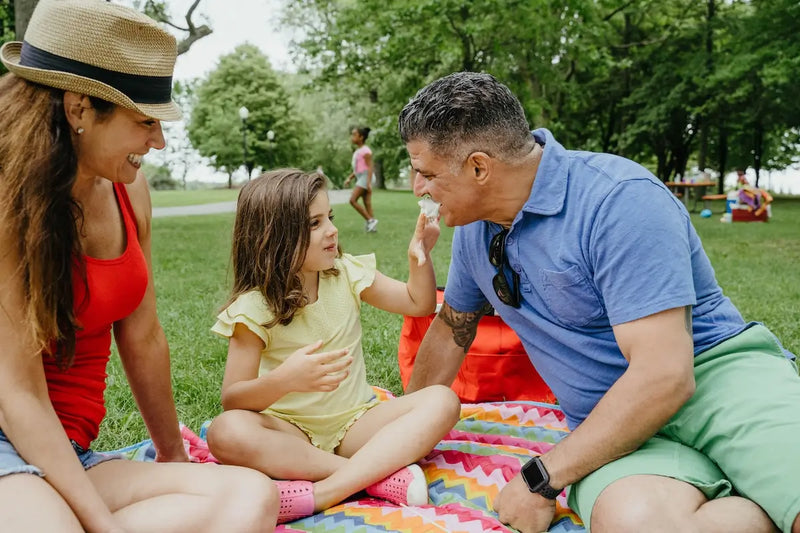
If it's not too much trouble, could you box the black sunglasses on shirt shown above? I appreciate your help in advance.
[488,228,521,308]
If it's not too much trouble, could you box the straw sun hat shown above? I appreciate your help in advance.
[0,0,181,121]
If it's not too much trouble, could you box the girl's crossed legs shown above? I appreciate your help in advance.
[207,385,461,511]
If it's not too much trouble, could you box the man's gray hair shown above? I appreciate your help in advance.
[399,72,533,162]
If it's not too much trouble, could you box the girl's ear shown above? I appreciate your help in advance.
[63,92,92,133]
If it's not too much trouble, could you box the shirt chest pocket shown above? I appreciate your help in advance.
[539,265,604,327]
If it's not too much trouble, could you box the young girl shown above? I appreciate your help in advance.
[207,169,461,523]
[343,126,378,231]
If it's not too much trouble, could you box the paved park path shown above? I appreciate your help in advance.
[152,188,352,218]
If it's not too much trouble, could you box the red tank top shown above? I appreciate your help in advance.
[42,183,149,449]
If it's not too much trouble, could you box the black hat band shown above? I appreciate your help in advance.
[20,41,173,104]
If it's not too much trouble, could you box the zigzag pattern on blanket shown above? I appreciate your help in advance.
[108,393,585,532]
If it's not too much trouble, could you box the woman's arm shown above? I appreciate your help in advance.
[0,227,120,532]
[113,173,186,462]
[361,212,439,316]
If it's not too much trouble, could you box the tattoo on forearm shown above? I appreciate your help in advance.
[439,301,494,353]
[684,305,693,336]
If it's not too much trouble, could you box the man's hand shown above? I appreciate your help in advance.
[494,474,556,533]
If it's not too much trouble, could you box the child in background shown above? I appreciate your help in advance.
[343,126,378,231]
[207,169,461,524]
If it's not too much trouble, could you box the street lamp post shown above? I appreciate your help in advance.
[238,106,249,180]
[266,129,275,168]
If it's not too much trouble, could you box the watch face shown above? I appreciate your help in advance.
[521,457,547,491]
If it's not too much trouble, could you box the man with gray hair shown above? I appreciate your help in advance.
[401,72,799,533]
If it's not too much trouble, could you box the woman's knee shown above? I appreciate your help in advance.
[213,467,279,532]
[0,474,83,532]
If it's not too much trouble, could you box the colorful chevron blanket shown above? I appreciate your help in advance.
[112,392,585,533]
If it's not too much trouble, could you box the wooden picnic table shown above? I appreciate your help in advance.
[664,181,717,212]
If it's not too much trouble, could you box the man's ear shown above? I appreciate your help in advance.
[468,152,492,185]
[63,92,92,133]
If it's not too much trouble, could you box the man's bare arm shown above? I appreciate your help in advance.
[405,300,493,393]
[440,301,494,352]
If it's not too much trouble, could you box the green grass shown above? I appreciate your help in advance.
[149,188,240,207]
[96,192,800,450]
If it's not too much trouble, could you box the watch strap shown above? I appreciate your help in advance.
[522,456,562,500]
[535,483,561,500]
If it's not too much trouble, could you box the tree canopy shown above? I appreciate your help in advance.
[187,44,304,186]
[281,0,800,187]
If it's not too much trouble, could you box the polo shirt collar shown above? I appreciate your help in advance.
[521,128,568,217]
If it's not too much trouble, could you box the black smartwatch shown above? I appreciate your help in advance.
[520,456,561,499]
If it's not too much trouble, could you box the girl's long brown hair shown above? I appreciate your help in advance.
[228,169,338,327]
[0,75,111,368]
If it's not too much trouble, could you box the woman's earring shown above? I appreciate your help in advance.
[76,127,84,135]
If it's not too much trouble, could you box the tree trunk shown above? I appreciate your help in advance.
[373,158,384,189]
[753,122,763,188]
[716,125,727,194]
[697,0,716,173]
[14,0,37,38]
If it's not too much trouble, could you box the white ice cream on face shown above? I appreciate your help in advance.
[418,196,440,221]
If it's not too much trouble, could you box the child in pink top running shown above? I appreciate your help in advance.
[207,169,461,523]
[343,126,379,232]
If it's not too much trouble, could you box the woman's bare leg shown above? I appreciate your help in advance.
[87,458,278,533]
[0,474,83,532]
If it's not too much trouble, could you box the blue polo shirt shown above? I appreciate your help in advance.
[444,128,751,429]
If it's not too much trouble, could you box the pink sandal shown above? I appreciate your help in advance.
[365,464,429,506]
[275,480,315,524]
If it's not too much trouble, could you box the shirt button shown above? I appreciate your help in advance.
[507,238,513,244]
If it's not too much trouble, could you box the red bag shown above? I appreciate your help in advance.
[397,290,555,404]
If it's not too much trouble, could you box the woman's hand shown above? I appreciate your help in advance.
[409,212,441,266]
[154,443,190,463]
[273,340,353,393]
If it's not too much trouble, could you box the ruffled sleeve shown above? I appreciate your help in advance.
[338,253,376,304]
[211,290,273,346]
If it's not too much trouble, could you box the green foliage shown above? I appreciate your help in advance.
[282,72,355,188]
[142,161,179,191]
[280,0,800,184]
[187,44,305,178]
[0,0,14,74]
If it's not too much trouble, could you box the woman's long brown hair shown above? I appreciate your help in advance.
[227,169,338,327]
[0,75,111,368]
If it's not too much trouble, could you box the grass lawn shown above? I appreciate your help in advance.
[96,191,800,450]
[149,188,240,208]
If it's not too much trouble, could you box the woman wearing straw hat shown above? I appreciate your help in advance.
[0,1,279,531]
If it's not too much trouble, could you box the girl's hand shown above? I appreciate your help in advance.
[275,340,353,393]
[409,212,441,266]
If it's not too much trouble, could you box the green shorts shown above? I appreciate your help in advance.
[568,324,800,532]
